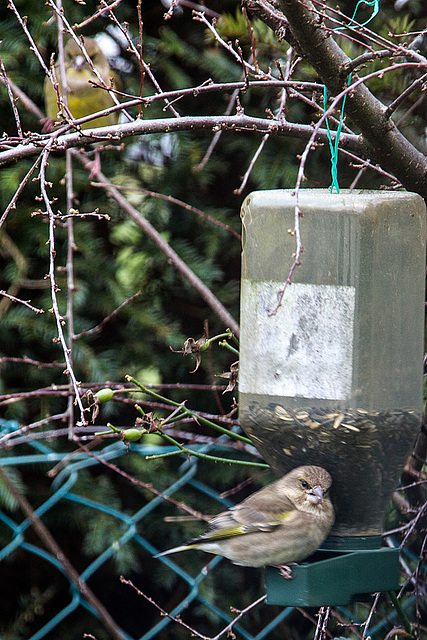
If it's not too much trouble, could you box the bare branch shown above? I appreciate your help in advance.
[38,138,87,427]
[90,182,241,239]
[121,575,267,640]
[0,465,127,640]
[0,114,360,168]
[273,0,427,196]
[0,290,45,314]
[73,150,240,335]
[74,291,143,339]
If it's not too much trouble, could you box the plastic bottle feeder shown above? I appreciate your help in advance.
[239,190,426,606]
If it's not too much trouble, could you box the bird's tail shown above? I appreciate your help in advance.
[154,544,194,558]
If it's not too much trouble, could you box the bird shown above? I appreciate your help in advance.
[156,465,334,570]
[44,37,120,130]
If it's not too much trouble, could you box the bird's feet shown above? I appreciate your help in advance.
[275,563,296,580]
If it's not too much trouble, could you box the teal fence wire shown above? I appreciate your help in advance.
[0,419,418,640]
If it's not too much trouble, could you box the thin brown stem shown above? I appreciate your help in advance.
[0,465,127,640]
[73,150,240,336]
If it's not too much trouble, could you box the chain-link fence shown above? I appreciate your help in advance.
[0,418,420,640]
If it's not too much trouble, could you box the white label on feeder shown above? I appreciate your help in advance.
[240,281,355,400]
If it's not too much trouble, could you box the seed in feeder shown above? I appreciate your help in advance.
[333,413,345,429]
[296,411,309,420]
[342,423,360,432]
[275,406,293,421]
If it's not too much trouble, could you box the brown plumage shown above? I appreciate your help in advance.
[44,37,120,129]
[156,465,334,568]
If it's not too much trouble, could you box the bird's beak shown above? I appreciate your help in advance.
[73,55,86,71]
[306,485,324,505]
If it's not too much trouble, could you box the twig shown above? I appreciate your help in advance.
[65,149,75,439]
[329,608,363,638]
[145,436,267,468]
[136,0,144,117]
[385,73,427,119]
[72,150,240,336]
[126,377,252,445]
[105,3,180,117]
[138,79,325,107]
[242,6,260,73]
[90,183,240,239]
[268,59,423,314]
[48,210,111,220]
[0,356,64,368]
[0,382,230,408]
[74,291,142,339]
[361,592,380,640]
[234,133,269,195]
[340,148,398,182]
[192,65,255,172]
[74,0,123,29]
[179,1,220,19]
[121,576,266,640]
[0,290,45,314]
[39,139,87,427]
[193,11,268,80]
[0,114,361,170]
[0,53,22,137]
[7,0,71,124]
[45,1,132,121]
[0,155,43,231]
[0,412,68,446]
[314,607,331,640]
[276,45,294,119]
[53,0,77,440]
[75,441,212,521]
[234,45,294,195]
[0,73,45,122]
[1,427,103,449]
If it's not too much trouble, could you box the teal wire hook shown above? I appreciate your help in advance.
[324,0,380,193]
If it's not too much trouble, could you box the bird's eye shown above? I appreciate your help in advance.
[300,480,309,489]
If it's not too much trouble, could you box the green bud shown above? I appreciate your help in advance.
[95,388,114,403]
[142,433,164,446]
[122,428,145,442]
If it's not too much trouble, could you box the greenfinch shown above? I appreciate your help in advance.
[44,37,119,129]
[156,465,334,568]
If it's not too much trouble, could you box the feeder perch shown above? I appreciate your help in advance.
[239,189,426,605]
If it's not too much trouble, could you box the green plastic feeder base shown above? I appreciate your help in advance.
[266,547,400,607]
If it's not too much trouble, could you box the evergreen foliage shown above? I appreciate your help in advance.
[0,1,426,638]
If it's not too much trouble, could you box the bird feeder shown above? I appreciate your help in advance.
[239,189,426,605]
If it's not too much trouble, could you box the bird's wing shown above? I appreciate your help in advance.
[195,519,281,543]
[195,492,297,543]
